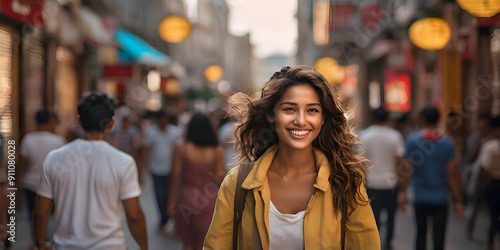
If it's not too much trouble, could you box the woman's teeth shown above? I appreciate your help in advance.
[290,130,309,136]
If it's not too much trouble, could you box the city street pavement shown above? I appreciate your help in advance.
[11,177,492,250]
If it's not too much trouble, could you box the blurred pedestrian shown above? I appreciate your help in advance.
[218,116,237,171]
[108,106,141,160]
[204,66,379,249]
[168,113,226,250]
[464,113,493,239]
[108,106,142,182]
[393,112,412,139]
[33,93,147,249]
[445,110,465,162]
[400,105,463,250]
[19,107,65,245]
[140,110,179,233]
[477,115,500,250]
[358,107,409,250]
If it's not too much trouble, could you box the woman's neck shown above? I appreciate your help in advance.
[273,146,316,175]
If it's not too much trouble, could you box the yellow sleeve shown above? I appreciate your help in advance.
[345,186,381,249]
[203,166,239,250]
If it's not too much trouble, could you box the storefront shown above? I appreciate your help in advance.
[0,20,19,141]
[1,0,46,141]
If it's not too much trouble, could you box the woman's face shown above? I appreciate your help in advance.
[268,84,324,152]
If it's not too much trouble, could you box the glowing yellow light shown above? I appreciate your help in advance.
[158,16,192,43]
[409,18,451,50]
[147,70,161,92]
[164,78,180,95]
[314,57,344,84]
[457,0,500,18]
[204,65,224,82]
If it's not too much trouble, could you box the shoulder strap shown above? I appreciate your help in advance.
[341,200,347,250]
[232,162,254,250]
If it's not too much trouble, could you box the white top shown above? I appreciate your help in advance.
[358,125,406,189]
[20,131,66,191]
[269,200,305,250]
[38,139,141,249]
[479,139,500,179]
[142,124,179,175]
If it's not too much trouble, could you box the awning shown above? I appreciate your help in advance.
[115,29,170,67]
[74,7,113,46]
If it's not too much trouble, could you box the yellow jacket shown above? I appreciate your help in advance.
[204,145,380,249]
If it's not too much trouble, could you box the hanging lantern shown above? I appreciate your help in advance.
[457,0,500,18]
[204,65,224,82]
[158,15,192,43]
[409,18,451,50]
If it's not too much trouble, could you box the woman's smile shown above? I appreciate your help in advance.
[288,129,311,138]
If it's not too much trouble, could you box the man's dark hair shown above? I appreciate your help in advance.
[186,113,218,146]
[479,113,492,122]
[419,105,440,125]
[155,110,167,120]
[447,110,458,118]
[77,93,115,132]
[491,115,500,128]
[370,107,389,122]
[36,107,51,124]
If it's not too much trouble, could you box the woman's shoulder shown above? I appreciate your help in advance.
[221,162,255,190]
[223,164,244,183]
[215,164,249,208]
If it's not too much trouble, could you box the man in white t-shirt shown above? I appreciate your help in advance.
[19,108,66,242]
[34,93,148,250]
[141,111,179,233]
[358,107,409,250]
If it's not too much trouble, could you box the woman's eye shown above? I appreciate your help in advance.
[283,107,295,112]
[309,109,319,113]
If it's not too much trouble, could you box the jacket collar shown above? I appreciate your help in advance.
[241,145,331,192]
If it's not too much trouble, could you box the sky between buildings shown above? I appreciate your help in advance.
[226,0,298,59]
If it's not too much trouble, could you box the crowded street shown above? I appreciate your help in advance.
[12,174,493,249]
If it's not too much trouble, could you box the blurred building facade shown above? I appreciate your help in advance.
[297,0,500,143]
[1,0,253,150]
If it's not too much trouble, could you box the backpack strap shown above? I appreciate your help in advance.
[232,162,254,250]
[340,200,347,250]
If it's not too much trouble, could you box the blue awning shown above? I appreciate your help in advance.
[114,29,170,66]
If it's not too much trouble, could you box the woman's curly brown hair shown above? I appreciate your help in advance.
[228,65,370,212]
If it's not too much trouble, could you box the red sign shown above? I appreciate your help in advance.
[0,0,44,25]
[329,4,354,32]
[384,72,411,112]
[361,4,382,29]
[477,15,500,27]
[101,65,133,79]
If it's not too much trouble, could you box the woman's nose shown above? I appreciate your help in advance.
[293,112,305,126]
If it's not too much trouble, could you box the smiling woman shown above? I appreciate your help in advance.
[203,66,380,250]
